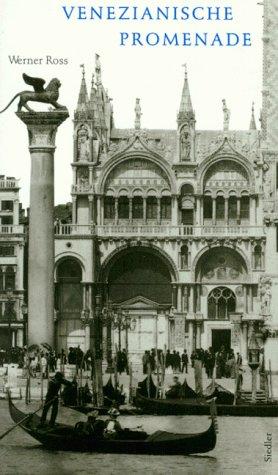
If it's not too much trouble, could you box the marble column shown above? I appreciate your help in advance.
[224,197,229,225]
[17,111,68,346]
[242,322,248,363]
[157,197,161,224]
[129,198,133,222]
[188,321,194,354]
[196,322,202,348]
[212,198,216,225]
[72,197,77,224]
[88,196,94,223]
[177,285,182,312]
[143,197,147,223]
[115,197,119,224]
[97,196,101,225]
[237,197,241,223]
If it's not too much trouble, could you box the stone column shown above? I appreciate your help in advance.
[72,196,77,224]
[97,196,101,224]
[157,197,161,224]
[188,321,194,354]
[224,197,229,224]
[115,197,119,224]
[17,111,68,347]
[129,198,133,222]
[196,322,202,348]
[171,196,178,225]
[177,285,182,312]
[242,322,248,363]
[195,197,200,225]
[237,197,241,223]
[143,197,147,223]
[212,198,216,225]
[88,195,94,223]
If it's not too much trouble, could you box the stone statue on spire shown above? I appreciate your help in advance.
[222,99,230,131]
[134,98,142,130]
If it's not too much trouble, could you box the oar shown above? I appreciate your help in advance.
[0,402,43,441]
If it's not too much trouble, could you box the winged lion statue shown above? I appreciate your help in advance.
[0,73,67,113]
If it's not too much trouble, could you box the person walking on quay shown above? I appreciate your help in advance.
[204,347,215,379]
[40,371,72,427]
[181,349,188,373]
[194,349,203,395]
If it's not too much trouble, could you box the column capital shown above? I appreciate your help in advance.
[16,111,69,150]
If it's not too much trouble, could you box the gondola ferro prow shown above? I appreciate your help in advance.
[208,397,219,434]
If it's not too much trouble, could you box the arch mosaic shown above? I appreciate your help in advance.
[98,152,176,195]
[192,245,250,283]
[99,244,179,283]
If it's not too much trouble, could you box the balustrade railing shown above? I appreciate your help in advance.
[0,180,19,189]
[0,225,25,234]
[54,223,265,238]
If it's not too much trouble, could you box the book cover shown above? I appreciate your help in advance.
[0,1,277,473]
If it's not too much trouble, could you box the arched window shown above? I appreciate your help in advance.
[208,287,236,320]
[118,196,129,219]
[228,196,237,222]
[240,196,250,221]
[161,197,171,220]
[132,196,143,219]
[254,244,262,270]
[104,196,115,220]
[56,258,82,320]
[216,196,225,221]
[5,266,15,290]
[204,196,212,220]
[146,196,157,220]
[180,245,189,269]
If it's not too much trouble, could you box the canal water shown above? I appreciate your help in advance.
[0,401,277,474]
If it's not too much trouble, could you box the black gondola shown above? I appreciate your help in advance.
[7,393,217,455]
[134,391,278,417]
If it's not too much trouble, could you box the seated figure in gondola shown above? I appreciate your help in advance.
[75,410,105,438]
[165,376,183,399]
[104,408,123,438]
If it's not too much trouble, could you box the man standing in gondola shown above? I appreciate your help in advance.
[39,371,72,428]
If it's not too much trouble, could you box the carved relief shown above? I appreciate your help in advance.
[258,276,272,316]
[180,125,191,161]
[77,125,90,161]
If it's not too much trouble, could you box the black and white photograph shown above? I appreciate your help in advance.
[0,1,277,473]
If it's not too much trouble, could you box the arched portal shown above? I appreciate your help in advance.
[107,248,172,303]
[56,258,84,351]
[102,247,175,360]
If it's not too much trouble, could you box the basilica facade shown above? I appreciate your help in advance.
[53,30,278,366]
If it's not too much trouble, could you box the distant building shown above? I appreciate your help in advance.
[0,176,26,349]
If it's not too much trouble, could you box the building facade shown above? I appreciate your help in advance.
[53,13,278,366]
[0,176,26,349]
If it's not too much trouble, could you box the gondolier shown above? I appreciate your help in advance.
[40,371,72,427]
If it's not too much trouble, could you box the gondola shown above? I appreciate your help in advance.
[134,391,278,417]
[8,392,217,454]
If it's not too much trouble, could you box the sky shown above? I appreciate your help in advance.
[0,0,263,208]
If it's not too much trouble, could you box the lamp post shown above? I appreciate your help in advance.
[21,303,28,347]
[101,300,115,372]
[248,324,261,404]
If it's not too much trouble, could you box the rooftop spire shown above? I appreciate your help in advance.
[179,64,193,115]
[249,102,257,130]
[76,64,89,110]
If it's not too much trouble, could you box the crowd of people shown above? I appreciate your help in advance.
[141,346,242,380]
[0,344,242,381]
